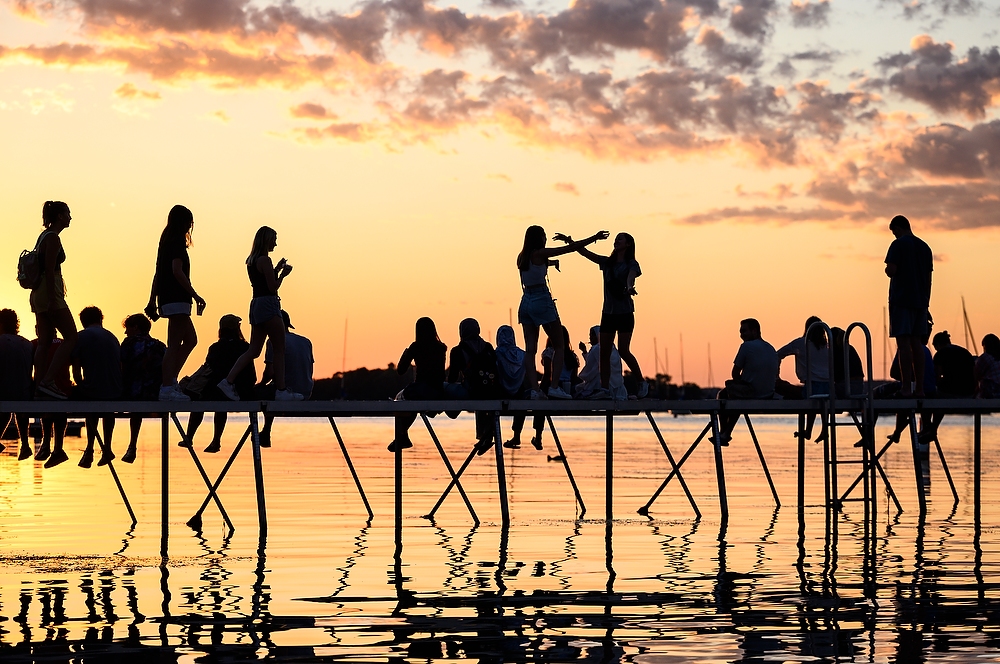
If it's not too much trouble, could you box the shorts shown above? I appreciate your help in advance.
[249,295,281,326]
[889,305,928,338]
[159,302,192,317]
[600,312,635,335]
[29,286,68,315]
[517,289,559,327]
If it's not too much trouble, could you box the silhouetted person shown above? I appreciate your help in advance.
[147,205,205,401]
[31,330,72,467]
[517,225,608,400]
[918,331,976,443]
[183,315,256,453]
[832,326,865,397]
[258,310,314,447]
[0,308,33,457]
[885,214,933,397]
[561,232,646,399]
[715,318,778,445]
[496,325,543,449]
[218,226,302,402]
[577,325,627,400]
[31,201,78,400]
[775,316,829,398]
[120,313,165,463]
[72,306,122,468]
[975,334,1000,398]
[388,317,447,452]
[446,318,499,454]
[541,325,580,396]
[875,328,935,444]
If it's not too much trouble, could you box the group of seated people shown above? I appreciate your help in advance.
[0,307,313,468]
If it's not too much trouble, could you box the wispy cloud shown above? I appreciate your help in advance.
[554,182,580,195]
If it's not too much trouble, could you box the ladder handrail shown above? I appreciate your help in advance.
[804,321,837,405]
[843,322,875,402]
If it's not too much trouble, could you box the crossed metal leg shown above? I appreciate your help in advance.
[92,429,137,526]
[170,412,236,533]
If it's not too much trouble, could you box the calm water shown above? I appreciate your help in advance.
[1,411,1000,662]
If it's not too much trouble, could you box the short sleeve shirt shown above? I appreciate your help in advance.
[600,258,641,314]
[265,332,315,398]
[155,234,191,306]
[885,235,933,309]
[734,338,779,398]
[73,326,123,399]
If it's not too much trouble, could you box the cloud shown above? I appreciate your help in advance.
[898,120,1000,178]
[210,109,230,122]
[729,0,776,40]
[875,35,1000,119]
[554,182,580,195]
[290,102,337,119]
[697,26,762,71]
[789,0,830,27]
[114,82,160,100]
[879,0,981,20]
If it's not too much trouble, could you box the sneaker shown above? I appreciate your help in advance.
[637,381,649,399]
[258,430,271,448]
[274,388,304,401]
[159,385,191,401]
[503,438,521,449]
[216,380,240,401]
[917,430,936,445]
[708,434,732,447]
[35,441,51,462]
[36,381,69,400]
[530,435,543,451]
[587,387,612,400]
[547,386,572,400]
[387,439,413,453]
[43,448,68,468]
[97,451,115,467]
[177,437,193,448]
[475,437,496,456]
[79,449,94,468]
[121,447,137,464]
[528,389,547,400]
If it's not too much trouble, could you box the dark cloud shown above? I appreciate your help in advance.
[876,36,1000,119]
[879,0,981,20]
[899,121,1000,178]
[791,80,875,140]
[774,48,842,77]
[729,0,776,40]
[697,26,762,71]
[789,0,830,27]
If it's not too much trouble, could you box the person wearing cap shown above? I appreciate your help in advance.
[180,314,256,453]
[919,331,976,443]
[256,310,314,446]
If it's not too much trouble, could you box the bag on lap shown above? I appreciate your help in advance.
[462,341,498,398]
[179,362,212,397]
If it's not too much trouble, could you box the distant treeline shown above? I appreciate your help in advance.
[311,366,715,401]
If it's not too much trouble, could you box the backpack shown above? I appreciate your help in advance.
[462,341,499,398]
[16,231,51,290]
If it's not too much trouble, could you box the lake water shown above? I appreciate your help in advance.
[1,412,999,662]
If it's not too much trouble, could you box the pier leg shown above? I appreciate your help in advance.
[710,411,728,523]
[643,412,700,518]
[395,417,403,532]
[547,416,587,518]
[421,414,478,524]
[160,413,169,558]
[426,448,477,520]
[797,413,805,518]
[606,412,613,524]
[93,430,137,526]
[188,425,251,530]
[933,437,959,505]
[744,415,779,507]
[639,422,711,514]
[907,411,926,515]
[494,413,510,528]
[171,413,235,532]
[329,417,374,520]
[974,413,981,528]
[251,411,267,535]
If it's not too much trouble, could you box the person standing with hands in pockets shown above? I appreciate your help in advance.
[218,226,303,401]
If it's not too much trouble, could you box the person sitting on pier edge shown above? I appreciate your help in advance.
[31,201,78,400]
[577,325,627,400]
[148,204,206,402]
[219,226,302,402]
[513,325,582,449]
[875,323,935,444]
[916,331,976,444]
[120,313,166,463]
[446,318,499,455]
[517,225,609,400]
[388,317,447,453]
[0,308,34,457]
[560,231,647,399]
[775,317,828,441]
[494,325,541,450]
[714,318,779,446]
[257,310,314,447]
[974,334,1000,399]
[181,315,256,453]
[31,328,72,467]
[832,327,865,397]
[885,214,933,398]
[72,306,123,468]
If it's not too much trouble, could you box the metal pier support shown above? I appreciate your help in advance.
[638,422,711,515]
[251,412,267,535]
[171,413,235,532]
[606,413,613,523]
[546,416,587,517]
[908,411,927,515]
[495,413,510,528]
[710,411,729,523]
[744,415,780,507]
[329,417,374,520]
[643,412,699,518]
[160,413,169,558]
[421,415,479,524]
[933,437,960,505]
[188,425,252,530]
[974,413,982,528]
[93,430,137,526]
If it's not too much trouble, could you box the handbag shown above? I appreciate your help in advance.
[179,362,212,397]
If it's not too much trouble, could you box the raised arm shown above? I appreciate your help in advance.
[537,231,609,259]
[551,232,608,263]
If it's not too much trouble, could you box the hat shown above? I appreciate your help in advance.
[219,314,242,331]
[281,310,294,329]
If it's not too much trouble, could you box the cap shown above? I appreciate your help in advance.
[219,314,242,331]
[281,310,294,329]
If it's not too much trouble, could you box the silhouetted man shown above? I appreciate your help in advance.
[72,306,122,468]
[919,330,976,443]
[0,308,33,457]
[884,214,933,397]
[715,318,778,445]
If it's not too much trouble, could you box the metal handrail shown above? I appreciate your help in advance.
[844,322,875,401]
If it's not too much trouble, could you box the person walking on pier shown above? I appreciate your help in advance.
[975,334,1000,399]
[388,317,447,452]
[218,226,303,402]
[30,201,78,400]
[0,309,34,458]
[147,205,206,401]
[884,215,933,398]
[119,313,165,463]
[517,225,608,400]
[258,310,314,447]
[72,306,122,468]
[560,232,647,399]
[30,331,72,467]
[715,318,778,445]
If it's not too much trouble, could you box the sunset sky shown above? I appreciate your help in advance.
[1,0,998,385]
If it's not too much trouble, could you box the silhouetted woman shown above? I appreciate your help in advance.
[564,232,645,398]
[31,201,78,399]
[119,313,165,463]
[218,226,302,401]
[389,317,447,452]
[517,225,608,399]
[975,334,1000,398]
[147,205,205,401]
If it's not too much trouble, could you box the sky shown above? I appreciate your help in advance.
[1,0,998,385]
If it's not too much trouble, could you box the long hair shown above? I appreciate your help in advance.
[161,205,194,248]
[41,201,70,229]
[804,315,826,349]
[415,317,440,345]
[611,232,636,262]
[246,226,277,267]
[517,226,546,271]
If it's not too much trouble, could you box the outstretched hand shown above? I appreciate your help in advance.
[579,341,587,354]
[552,232,573,243]
[593,230,610,241]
